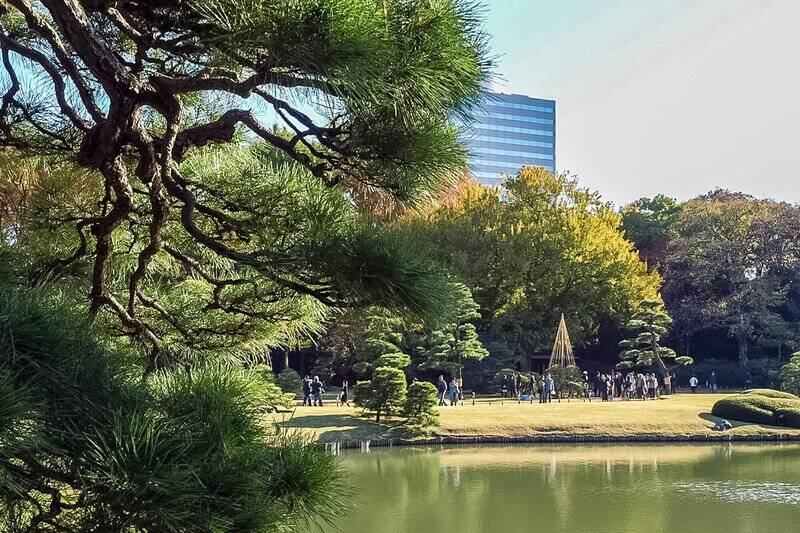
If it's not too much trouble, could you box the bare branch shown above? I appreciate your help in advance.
[0,33,90,131]
[6,0,103,122]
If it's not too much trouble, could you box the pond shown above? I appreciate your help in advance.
[305,443,800,533]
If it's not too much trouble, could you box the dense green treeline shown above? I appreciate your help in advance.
[296,167,663,390]
[296,178,800,391]
[622,190,800,383]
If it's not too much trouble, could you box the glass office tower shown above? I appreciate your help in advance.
[465,92,556,186]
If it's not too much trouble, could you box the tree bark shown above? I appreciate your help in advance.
[736,334,749,366]
[651,333,668,380]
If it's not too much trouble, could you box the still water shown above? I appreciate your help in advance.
[311,443,800,533]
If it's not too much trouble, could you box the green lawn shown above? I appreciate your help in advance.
[268,393,800,443]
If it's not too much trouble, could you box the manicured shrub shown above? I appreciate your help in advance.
[404,381,440,427]
[353,367,408,422]
[712,390,800,427]
[743,388,799,400]
[712,397,776,425]
[774,407,800,428]
[779,352,800,396]
[253,365,296,410]
[276,368,303,393]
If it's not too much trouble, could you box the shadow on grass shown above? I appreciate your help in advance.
[278,413,392,443]
[698,411,783,431]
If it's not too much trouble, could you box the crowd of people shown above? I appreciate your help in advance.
[301,375,352,407]
[300,369,713,407]
[497,370,708,402]
[588,371,664,401]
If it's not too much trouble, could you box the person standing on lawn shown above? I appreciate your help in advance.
[311,376,324,406]
[302,375,312,406]
[437,375,448,406]
[449,378,460,406]
[540,373,554,403]
[648,373,658,399]
[689,375,699,393]
[339,380,350,407]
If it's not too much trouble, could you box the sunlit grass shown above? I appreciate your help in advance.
[269,394,800,443]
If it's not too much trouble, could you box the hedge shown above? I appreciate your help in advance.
[742,388,799,400]
[712,389,800,428]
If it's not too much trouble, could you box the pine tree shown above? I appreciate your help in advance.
[779,352,800,396]
[404,381,440,427]
[618,299,693,384]
[418,283,488,391]
[354,367,408,422]
[351,311,411,375]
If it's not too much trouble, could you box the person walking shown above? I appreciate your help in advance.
[689,375,699,393]
[663,373,671,396]
[709,371,718,393]
[311,376,324,406]
[437,375,448,406]
[627,373,635,400]
[449,378,460,406]
[339,380,350,407]
[635,373,645,400]
[302,375,312,406]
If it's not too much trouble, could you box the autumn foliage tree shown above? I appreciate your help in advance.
[405,167,660,360]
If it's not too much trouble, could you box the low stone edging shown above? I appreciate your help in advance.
[324,432,800,451]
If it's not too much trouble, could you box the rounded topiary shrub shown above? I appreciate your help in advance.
[775,407,800,428]
[712,390,800,427]
[404,381,440,427]
[742,388,799,400]
[712,397,776,426]
[275,368,303,393]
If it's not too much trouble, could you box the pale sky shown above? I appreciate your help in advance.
[483,0,800,206]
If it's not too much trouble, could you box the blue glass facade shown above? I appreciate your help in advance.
[465,92,556,186]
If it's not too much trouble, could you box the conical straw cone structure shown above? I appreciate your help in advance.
[548,314,575,368]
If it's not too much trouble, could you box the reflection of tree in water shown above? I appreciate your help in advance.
[329,444,800,533]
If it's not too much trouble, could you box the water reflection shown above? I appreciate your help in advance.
[309,443,800,533]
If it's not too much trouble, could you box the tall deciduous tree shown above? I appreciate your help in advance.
[405,167,660,361]
[662,191,800,365]
[617,298,693,382]
[620,194,680,268]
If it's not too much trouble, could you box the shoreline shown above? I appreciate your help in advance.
[325,431,800,450]
[272,394,800,449]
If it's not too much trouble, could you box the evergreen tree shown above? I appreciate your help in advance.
[546,364,584,398]
[779,352,800,396]
[618,299,693,384]
[0,0,489,529]
[354,367,408,423]
[417,283,488,390]
[351,311,412,374]
[404,381,440,427]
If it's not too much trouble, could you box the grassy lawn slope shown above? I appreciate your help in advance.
[269,394,800,443]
